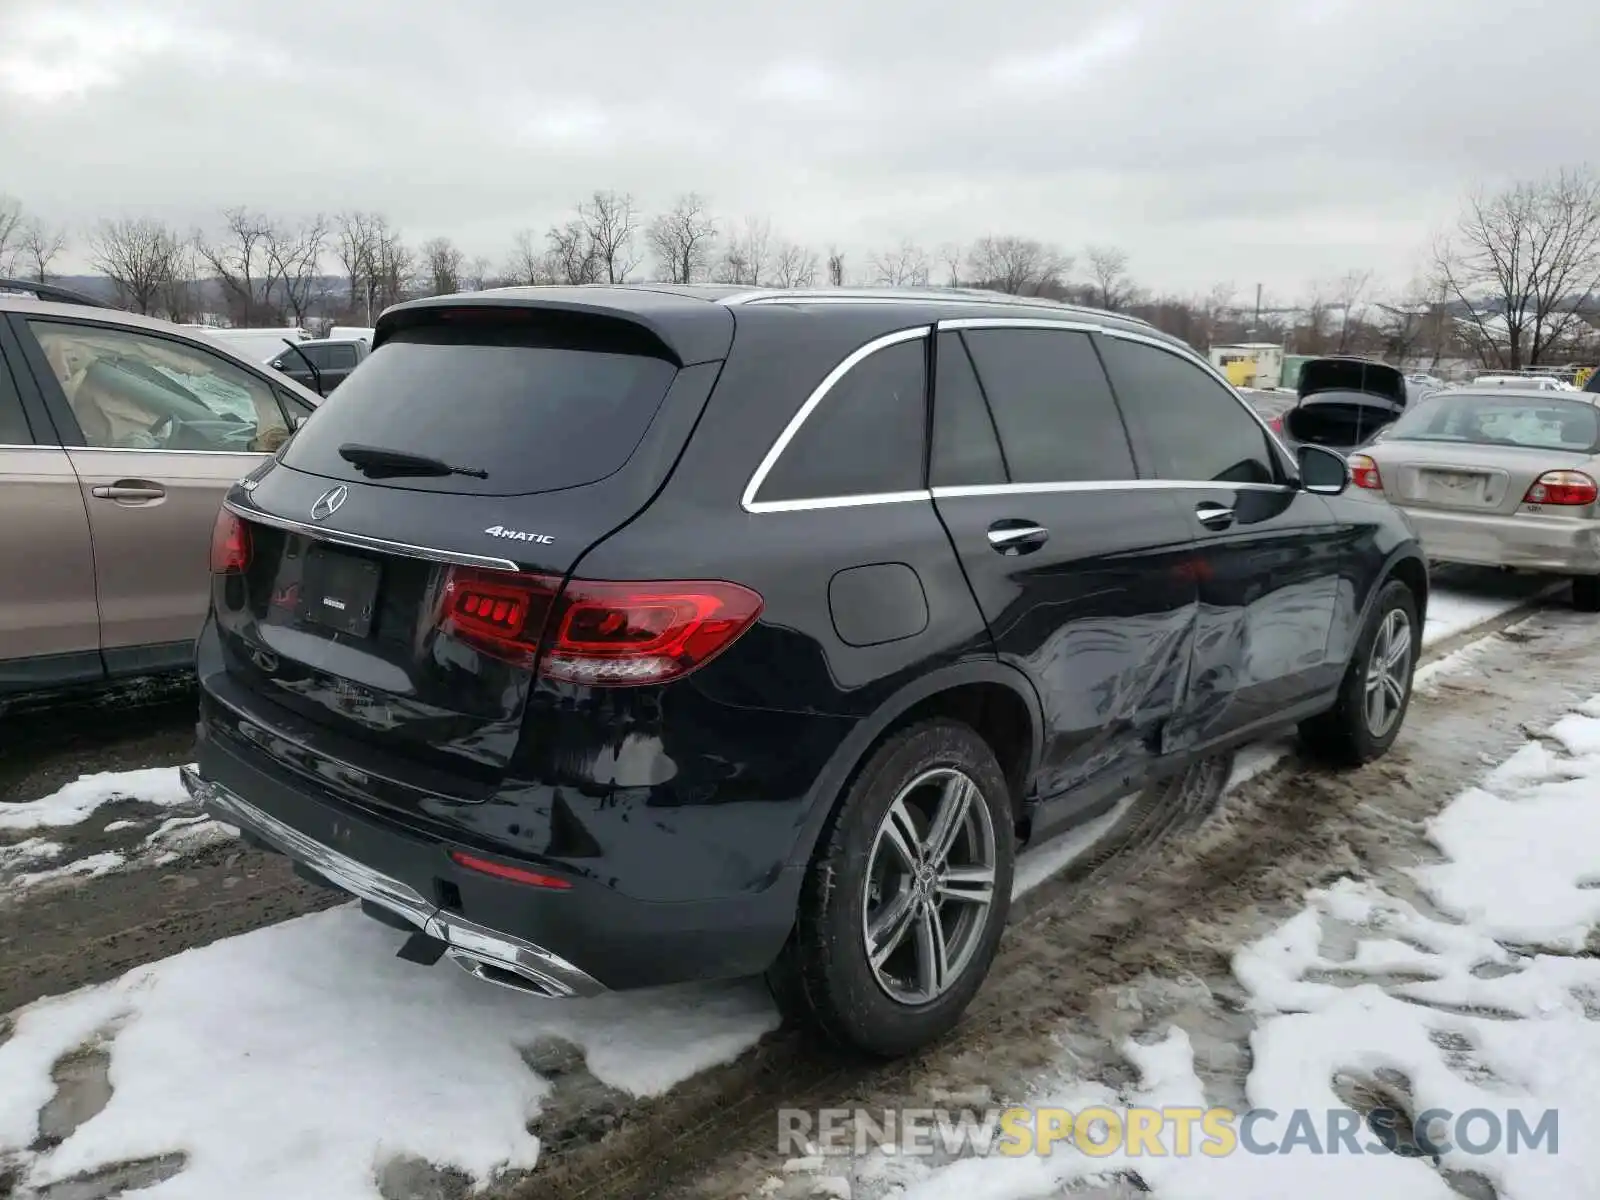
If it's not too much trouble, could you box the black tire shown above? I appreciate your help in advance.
[1572,575,1600,613]
[1299,578,1419,767]
[766,720,1015,1058]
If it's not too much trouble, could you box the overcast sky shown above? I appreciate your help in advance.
[3,0,1596,300]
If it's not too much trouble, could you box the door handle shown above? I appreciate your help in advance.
[1194,502,1234,529]
[987,522,1050,554]
[92,482,167,502]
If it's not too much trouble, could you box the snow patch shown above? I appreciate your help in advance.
[0,908,779,1198]
[905,692,1600,1197]
[0,767,190,831]
[1012,797,1132,898]
[12,851,126,891]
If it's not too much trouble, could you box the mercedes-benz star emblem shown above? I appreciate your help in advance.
[310,485,348,521]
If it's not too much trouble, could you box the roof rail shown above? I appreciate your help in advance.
[0,278,115,309]
[722,286,1157,328]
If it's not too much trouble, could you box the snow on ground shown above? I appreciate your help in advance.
[0,768,228,901]
[0,577,1564,1197]
[1423,572,1559,643]
[0,910,781,1200]
[891,694,1600,1199]
[0,767,190,830]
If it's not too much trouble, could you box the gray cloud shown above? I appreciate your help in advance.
[2,0,1595,296]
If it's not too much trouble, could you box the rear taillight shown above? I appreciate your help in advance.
[437,567,559,665]
[1268,416,1285,432]
[436,568,764,685]
[1347,454,1383,490]
[1523,470,1598,506]
[541,578,764,685]
[210,509,251,573]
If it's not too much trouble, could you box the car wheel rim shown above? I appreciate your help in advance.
[861,767,998,1007]
[1364,607,1412,738]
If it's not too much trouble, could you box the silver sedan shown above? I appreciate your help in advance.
[1351,388,1600,611]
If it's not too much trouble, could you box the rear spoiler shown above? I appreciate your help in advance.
[374,289,735,366]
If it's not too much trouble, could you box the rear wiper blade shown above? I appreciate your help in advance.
[337,443,488,479]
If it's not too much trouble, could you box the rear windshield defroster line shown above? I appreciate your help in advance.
[281,326,679,497]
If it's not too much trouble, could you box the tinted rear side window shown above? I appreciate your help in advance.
[1099,337,1277,485]
[959,328,1135,483]
[0,344,31,443]
[931,332,1006,487]
[281,325,678,496]
[755,336,927,504]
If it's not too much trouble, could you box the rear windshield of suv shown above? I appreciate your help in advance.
[1382,393,1600,452]
[281,324,678,495]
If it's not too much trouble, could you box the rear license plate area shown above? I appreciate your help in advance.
[1422,470,1489,504]
[300,545,382,637]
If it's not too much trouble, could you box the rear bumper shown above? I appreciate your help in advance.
[181,764,606,999]
[1398,505,1600,574]
[185,725,804,992]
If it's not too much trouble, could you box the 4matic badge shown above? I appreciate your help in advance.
[484,525,554,545]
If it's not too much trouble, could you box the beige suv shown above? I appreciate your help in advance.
[0,283,323,700]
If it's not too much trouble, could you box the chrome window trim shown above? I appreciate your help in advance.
[936,316,1102,333]
[932,479,1294,499]
[733,478,1297,514]
[741,325,931,514]
[740,489,932,515]
[63,446,270,457]
[224,498,520,571]
[1098,327,1299,477]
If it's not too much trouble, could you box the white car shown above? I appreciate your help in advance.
[1473,375,1572,391]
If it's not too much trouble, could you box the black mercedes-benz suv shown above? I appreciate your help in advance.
[183,285,1428,1057]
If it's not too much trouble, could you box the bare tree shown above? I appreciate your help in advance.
[1374,280,1435,365]
[1437,167,1600,369]
[1085,245,1133,310]
[647,193,717,284]
[503,229,550,286]
[546,218,600,285]
[264,216,329,326]
[1331,268,1374,353]
[19,219,68,283]
[420,235,465,295]
[462,255,491,291]
[160,239,202,324]
[714,217,774,286]
[200,208,276,326]
[90,218,181,314]
[578,191,640,284]
[372,226,412,312]
[0,196,23,275]
[938,242,964,288]
[335,212,384,319]
[870,238,931,287]
[966,235,1069,296]
[772,240,819,288]
[826,246,846,287]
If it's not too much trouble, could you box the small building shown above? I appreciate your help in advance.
[1208,343,1284,390]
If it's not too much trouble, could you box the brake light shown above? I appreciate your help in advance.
[449,849,572,889]
[1523,470,1598,506]
[1348,454,1383,490]
[210,509,251,573]
[1268,416,1285,432]
[542,578,764,685]
[436,567,764,685]
[437,567,559,665]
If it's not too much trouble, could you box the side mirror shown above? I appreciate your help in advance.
[1298,444,1349,495]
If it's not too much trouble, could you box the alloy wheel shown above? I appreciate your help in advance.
[861,767,999,1006]
[1364,607,1413,737]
